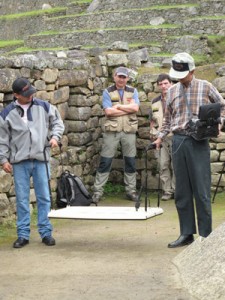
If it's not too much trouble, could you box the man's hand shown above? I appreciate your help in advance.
[153,137,162,150]
[49,138,58,148]
[2,162,12,173]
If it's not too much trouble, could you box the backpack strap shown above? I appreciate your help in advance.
[67,175,77,206]
[73,176,92,199]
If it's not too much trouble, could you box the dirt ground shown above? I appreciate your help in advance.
[0,198,198,300]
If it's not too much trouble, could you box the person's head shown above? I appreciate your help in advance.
[12,77,36,104]
[156,73,172,96]
[169,52,195,85]
[113,66,130,89]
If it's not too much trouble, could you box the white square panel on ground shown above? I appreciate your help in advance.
[48,206,164,220]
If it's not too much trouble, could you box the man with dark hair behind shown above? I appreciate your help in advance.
[150,73,175,201]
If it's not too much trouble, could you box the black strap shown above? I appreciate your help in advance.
[58,142,64,173]
[43,145,53,209]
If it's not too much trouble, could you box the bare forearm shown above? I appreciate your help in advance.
[105,107,128,117]
[115,103,139,113]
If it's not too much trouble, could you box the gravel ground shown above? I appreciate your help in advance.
[0,198,198,300]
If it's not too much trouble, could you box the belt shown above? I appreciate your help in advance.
[173,130,190,136]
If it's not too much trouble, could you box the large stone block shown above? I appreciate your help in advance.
[0,171,13,193]
[67,107,92,121]
[58,70,88,86]
[173,222,225,300]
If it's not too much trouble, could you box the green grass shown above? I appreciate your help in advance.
[7,46,68,54]
[129,41,161,48]
[104,183,125,195]
[207,36,225,64]
[0,7,67,20]
[70,0,92,3]
[0,219,17,245]
[188,15,225,21]
[0,40,23,48]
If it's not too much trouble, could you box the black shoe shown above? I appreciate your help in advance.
[168,234,194,248]
[13,237,29,248]
[126,192,138,201]
[42,236,56,246]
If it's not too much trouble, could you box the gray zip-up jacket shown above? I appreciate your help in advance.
[0,97,65,164]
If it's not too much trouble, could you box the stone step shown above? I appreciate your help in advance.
[85,0,225,13]
[0,0,69,15]
[45,2,225,33]
[0,8,67,40]
[183,16,225,35]
[45,4,200,32]
[86,0,200,11]
[25,25,182,49]
[148,55,173,65]
[66,2,92,14]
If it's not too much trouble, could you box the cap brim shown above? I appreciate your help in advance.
[20,86,36,97]
[169,68,189,80]
[117,72,128,77]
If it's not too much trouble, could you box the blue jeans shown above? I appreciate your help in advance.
[13,160,53,240]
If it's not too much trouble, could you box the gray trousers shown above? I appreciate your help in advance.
[172,134,212,237]
[160,136,175,194]
[94,132,137,195]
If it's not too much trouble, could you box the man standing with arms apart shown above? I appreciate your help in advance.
[93,67,140,203]
[154,53,225,248]
[150,74,175,201]
[0,77,64,248]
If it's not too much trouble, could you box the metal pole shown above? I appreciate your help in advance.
[43,146,53,209]
[145,148,148,212]
[212,162,225,203]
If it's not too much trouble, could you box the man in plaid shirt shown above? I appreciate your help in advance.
[154,52,225,248]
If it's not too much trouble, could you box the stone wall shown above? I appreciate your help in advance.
[0,0,225,59]
[0,0,69,15]
[87,0,225,13]
[0,50,225,222]
[24,27,181,48]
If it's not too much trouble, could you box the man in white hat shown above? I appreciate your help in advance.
[154,52,225,248]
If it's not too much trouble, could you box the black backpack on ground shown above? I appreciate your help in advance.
[56,170,94,208]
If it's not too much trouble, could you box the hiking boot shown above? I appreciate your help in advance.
[13,237,29,248]
[42,236,56,246]
[126,192,138,201]
[92,193,102,204]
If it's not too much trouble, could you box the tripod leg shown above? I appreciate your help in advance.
[212,162,225,203]
[156,148,162,207]
[135,185,143,211]
[145,149,148,212]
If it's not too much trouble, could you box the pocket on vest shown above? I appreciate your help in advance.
[104,118,118,132]
[126,116,138,132]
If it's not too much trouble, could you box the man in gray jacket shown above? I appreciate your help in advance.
[0,77,64,248]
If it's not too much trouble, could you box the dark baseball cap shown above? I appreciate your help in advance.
[12,78,36,97]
